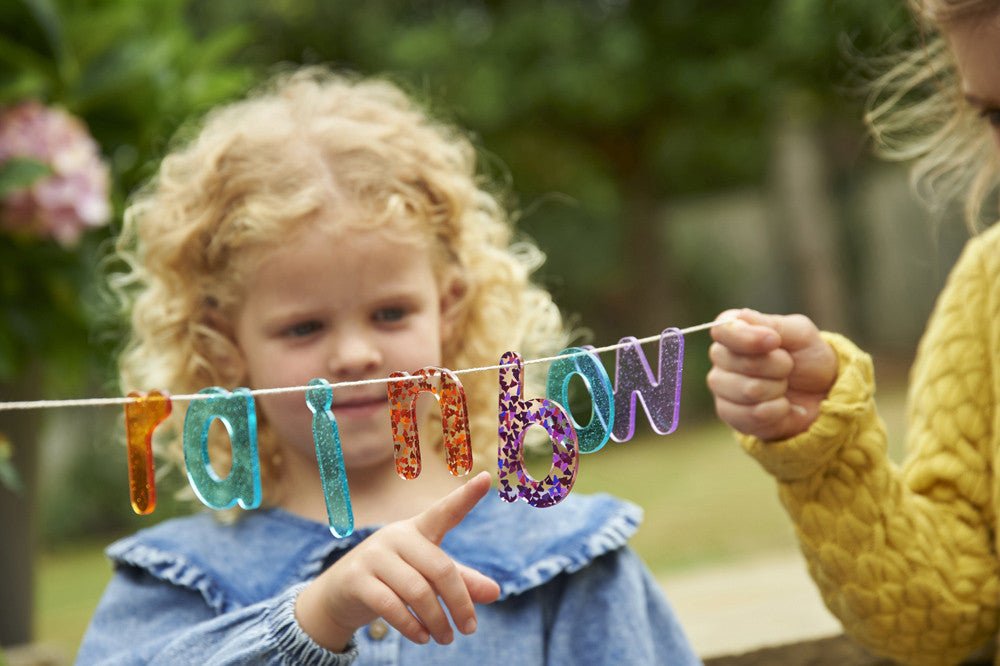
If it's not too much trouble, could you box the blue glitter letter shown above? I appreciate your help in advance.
[306,378,354,538]
[182,387,262,510]
[545,347,614,454]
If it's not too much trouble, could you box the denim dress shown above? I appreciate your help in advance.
[77,490,701,665]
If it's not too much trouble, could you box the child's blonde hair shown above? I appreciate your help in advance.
[865,0,1000,229]
[113,67,568,498]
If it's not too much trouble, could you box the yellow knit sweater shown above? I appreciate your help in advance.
[738,223,1000,665]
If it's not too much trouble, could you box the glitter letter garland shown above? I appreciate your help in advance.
[306,378,354,538]
[611,328,684,442]
[182,387,262,510]
[387,367,473,480]
[123,391,171,515]
[545,347,614,454]
[497,351,579,507]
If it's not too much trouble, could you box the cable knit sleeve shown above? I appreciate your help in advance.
[737,234,1000,665]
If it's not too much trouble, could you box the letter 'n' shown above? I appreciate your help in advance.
[387,367,473,480]
[610,328,684,442]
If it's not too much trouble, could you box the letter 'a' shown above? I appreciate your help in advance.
[182,387,262,510]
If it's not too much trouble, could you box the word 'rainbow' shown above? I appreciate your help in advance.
[125,328,684,538]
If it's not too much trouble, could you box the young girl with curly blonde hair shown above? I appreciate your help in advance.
[708,2,1000,664]
[78,67,699,665]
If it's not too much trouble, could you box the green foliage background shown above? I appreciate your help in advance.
[0,0,919,546]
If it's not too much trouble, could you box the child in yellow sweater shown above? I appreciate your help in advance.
[708,2,1000,664]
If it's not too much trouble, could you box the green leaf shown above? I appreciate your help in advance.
[0,157,51,197]
[21,0,66,65]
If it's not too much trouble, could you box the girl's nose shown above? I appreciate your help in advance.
[327,332,382,379]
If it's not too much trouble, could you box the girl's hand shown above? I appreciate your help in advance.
[295,471,501,652]
[707,309,837,441]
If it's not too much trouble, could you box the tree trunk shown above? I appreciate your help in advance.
[771,108,848,333]
[0,368,42,647]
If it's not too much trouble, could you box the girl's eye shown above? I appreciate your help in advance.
[373,307,406,323]
[285,321,323,337]
[980,108,1000,128]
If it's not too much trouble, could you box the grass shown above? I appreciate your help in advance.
[33,371,908,659]
[33,541,115,662]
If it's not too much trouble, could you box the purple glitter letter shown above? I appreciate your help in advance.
[610,327,684,442]
[497,351,579,508]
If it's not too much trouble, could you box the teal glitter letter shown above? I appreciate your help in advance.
[306,378,354,538]
[182,387,262,510]
[546,347,614,454]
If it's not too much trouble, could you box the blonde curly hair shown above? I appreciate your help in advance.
[864,0,1000,229]
[112,67,568,501]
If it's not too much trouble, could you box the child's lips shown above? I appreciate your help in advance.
[331,395,389,418]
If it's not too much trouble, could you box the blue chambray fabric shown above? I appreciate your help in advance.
[77,491,701,665]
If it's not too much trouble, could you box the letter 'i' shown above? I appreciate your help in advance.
[306,378,354,538]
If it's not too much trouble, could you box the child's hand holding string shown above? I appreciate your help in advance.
[295,471,501,652]
[707,309,838,441]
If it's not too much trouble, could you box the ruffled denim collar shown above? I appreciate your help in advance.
[107,489,643,614]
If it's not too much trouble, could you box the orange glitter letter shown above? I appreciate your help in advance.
[387,367,473,480]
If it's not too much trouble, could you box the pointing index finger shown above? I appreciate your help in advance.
[414,471,492,544]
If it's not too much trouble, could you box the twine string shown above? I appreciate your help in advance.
[0,318,733,412]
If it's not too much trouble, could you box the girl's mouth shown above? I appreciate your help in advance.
[331,395,389,419]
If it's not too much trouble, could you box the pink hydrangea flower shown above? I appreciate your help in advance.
[0,101,111,247]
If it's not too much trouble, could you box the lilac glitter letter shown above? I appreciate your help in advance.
[610,328,684,442]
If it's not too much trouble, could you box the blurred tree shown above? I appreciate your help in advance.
[192,0,911,345]
[0,0,251,646]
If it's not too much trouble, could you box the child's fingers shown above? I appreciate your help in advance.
[397,538,477,640]
[457,563,500,604]
[709,342,794,380]
[413,471,491,544]
[714,394,800,441]
[734,310,821,352]
[385,554,459,644]
[356,577,431,645]
[706,366,789,407]
[711,312,782,355]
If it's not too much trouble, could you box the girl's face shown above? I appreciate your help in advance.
[233,218,453,479]
[946,14,1000,149]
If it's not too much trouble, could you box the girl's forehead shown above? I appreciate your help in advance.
[236,225,440,309]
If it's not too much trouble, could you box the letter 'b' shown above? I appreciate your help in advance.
[497,351,579,508]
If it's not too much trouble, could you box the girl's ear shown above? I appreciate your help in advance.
[439,273,469,344]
